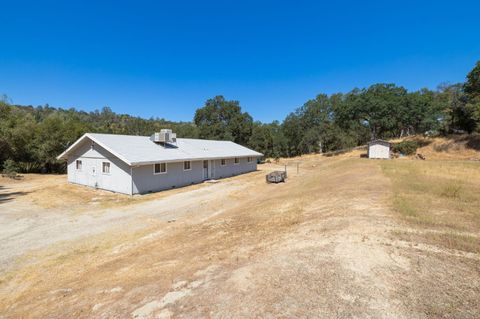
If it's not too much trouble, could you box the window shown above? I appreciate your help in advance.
[102,162,110,174]
[221,159,226,166]
[76,160,82,170]
[183,161,191,171]
[247,157,253,163]
[154,163,167,174]
[234,157,239,165]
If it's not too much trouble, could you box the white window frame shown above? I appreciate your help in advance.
[76,160,82,171]
[102,161,111,174]
[247,157,253,163]
[221,159,226,166]
[183,161,192,171]
[234,157,239,165]
[153,162,167,175]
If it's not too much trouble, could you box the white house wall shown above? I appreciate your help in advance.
[67,138,132,194]
[65,137,260,195]
[132,160,203,194]
[132,157,257,194]
[213,157,257,179]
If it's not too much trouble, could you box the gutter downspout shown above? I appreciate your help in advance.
[130,166,133,196]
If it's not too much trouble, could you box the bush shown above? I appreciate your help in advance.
[2,159,19,178]
[393,141,419,155]
[2,159,20,179]
[18,162,43,173]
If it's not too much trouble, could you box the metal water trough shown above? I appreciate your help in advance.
[266,171,287,183]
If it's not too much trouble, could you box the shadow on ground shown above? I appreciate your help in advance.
[0,185,29,204]
[464,134,480,150]
[432,134,480,152]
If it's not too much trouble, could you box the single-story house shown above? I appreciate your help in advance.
[367,139,390,159]
[57,130,263,195]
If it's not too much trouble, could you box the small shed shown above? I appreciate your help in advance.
[368,140,390,159]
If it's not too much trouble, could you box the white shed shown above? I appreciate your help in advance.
[368,140,390,159]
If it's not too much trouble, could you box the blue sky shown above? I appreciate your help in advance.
[1,0,479,123]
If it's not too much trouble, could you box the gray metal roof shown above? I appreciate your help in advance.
[57,133,263,166]
[368,139,391,147]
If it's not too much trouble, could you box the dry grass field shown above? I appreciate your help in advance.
[382,160,480,252]
[0,136,479,318]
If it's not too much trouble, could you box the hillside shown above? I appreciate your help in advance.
[392,134,480,161]
[314,134,480,161]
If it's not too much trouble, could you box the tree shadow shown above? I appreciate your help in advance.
[464,134,480,151]
[415,138,433,147]
[434,134,480,152]
[0,185,29,204]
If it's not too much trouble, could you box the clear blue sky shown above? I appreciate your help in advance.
[1,0,479,123]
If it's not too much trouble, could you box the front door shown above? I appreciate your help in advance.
[203,160,209,180]
[88,162,99,188]
[210,160,215,179]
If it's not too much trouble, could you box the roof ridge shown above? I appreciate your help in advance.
[58,133,263,165]
[88,133,237,143]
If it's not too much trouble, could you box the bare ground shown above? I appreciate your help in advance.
[0,156,479,318]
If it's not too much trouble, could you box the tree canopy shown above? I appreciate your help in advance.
[2,60,480,173]
[194,96,253,145]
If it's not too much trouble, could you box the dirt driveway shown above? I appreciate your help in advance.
[0,172,256,272]
[0,157,479,318]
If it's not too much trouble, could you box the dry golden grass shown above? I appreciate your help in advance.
[391,134,480,161]
[1,173,247,212]
[381,160,480,253]
[2,148,480,318]
[1,158,392,318]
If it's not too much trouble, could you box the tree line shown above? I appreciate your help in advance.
[1,61,479,173]
[195,61,480,157]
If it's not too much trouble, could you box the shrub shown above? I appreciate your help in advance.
[18,162,43,173]
[393,141,419,155]
[2,159,20,179]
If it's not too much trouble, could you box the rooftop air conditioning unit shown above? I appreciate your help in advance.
[151,129,175,144]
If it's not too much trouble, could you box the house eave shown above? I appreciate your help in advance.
[56,133,132,166]
[130,154,263,166]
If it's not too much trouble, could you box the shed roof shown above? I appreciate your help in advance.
[368,139,391,147]
[57,133,263,166]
